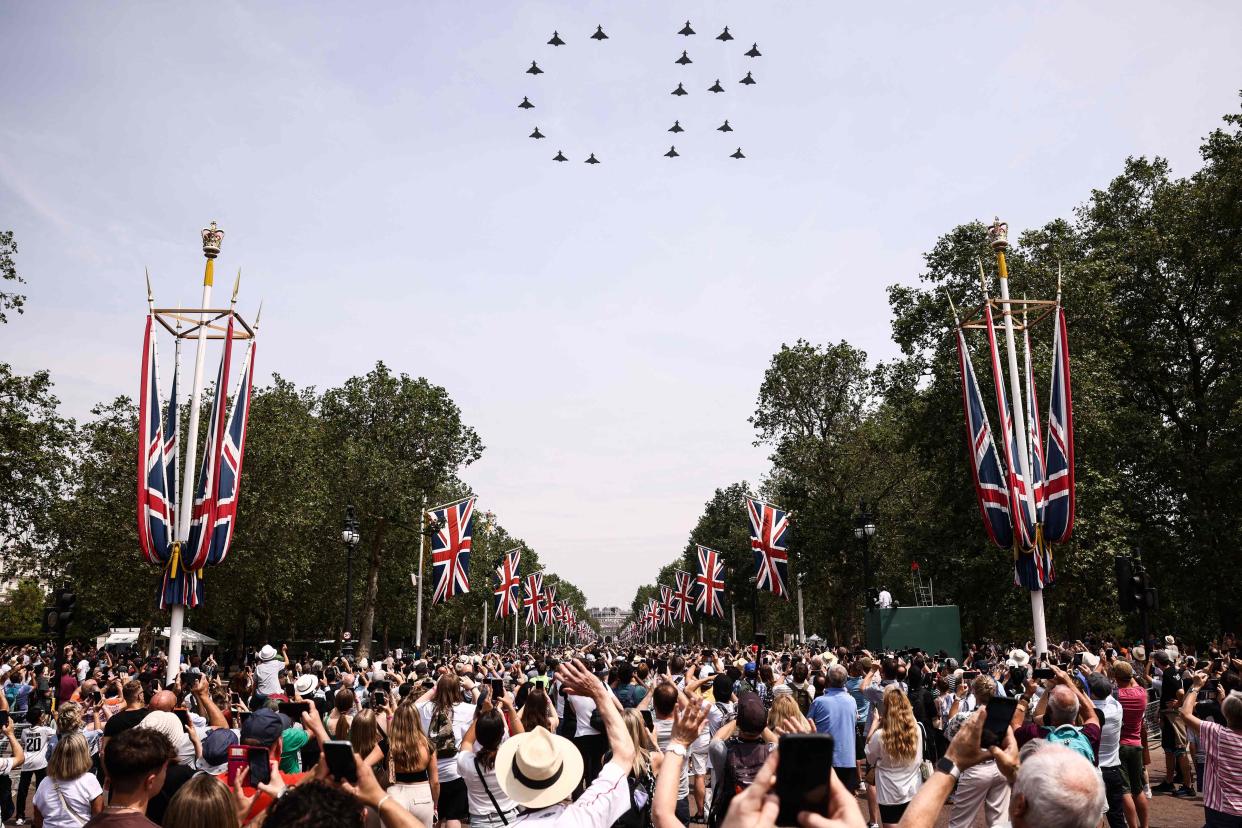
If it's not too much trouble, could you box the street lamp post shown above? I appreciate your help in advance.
[854,499,877,634]
[341,505,361,658]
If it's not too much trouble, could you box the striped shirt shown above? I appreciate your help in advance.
[1199,721,1242,815]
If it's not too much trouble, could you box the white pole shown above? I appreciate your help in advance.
[731,605,737,644]
[416,494,427,648]
[990,219,1048,656]
[483,602,488,646]
[797,583,806,644]
[167,223,222,686]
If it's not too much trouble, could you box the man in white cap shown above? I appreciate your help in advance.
[255,644,289,699]
[495,659,633,828]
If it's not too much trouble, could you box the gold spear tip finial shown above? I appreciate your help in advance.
[253,299,264,330]
[231,268,241,303]
[976,257,990,295]
[145,267,153,302]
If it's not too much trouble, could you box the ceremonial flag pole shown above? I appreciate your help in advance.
[989,218,1048,656]
[416,494,427,647]
[167,223,224,684]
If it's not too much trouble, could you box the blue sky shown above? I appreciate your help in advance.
[3,2,1241,607]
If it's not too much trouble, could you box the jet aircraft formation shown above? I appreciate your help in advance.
[517,21,763,164]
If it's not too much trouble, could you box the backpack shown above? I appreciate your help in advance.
[429,706,458,758]
[714,702,736,730]
[708,738,768,828]
[1043,724,1095,764]
[790,683,812,716]
[612,768,655,828]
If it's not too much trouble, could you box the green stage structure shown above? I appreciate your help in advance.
[865,606,962,655]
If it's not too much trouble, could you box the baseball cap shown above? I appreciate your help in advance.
[241,708,289,748]
[736,693,766,734]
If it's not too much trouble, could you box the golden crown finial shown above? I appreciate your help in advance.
[201,221,224,259]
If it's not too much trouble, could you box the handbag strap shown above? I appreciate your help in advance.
[475,757,510,826]
[53,780,89,827]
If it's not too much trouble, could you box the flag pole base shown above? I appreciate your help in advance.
[1030,589,1048,656]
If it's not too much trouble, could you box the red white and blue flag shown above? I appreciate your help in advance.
[1042,304,1075,545]
[658,586,673,627]
[428,496,476,604]
[494,549,521,618]
[694,545,726,618]
[984,306,1038,551]
[672,571,695,624]
[138,315,175,569]
[523,572,543,626]
[746,497,790,598]
[1023,328,1047,523]
[202,337,255,569]
[954,322,1013,549]
[539,584,556,626]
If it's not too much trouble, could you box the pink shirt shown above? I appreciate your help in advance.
[1200,721,1242,815]
[1117,684,1147,746]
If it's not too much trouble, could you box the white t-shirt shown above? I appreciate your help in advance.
[255,659,284,696]
[877,591,893,609]
[76,660,89,682]
[418,701,476,782]
[653,716,689,800]
[512,761,631,828]
[33,772,102,828]
[459,749,518,818]
[708,701,734,737]
[864,728,923,806]
[1093,695,1123,768]
[568,695,599,738]
[21,725,55,772]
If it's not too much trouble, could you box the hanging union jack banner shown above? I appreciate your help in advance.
[694,545,726,618]
[984,306,1039,552]
[672,571,695,624]
[1042,302,1075,545]
[494,549,521,618]
[746,497,791,598]
[658,586,673,627]
[201,336,255,571]
[523,572,543,626]
[954,322,1014,549]
[138,314,175,570]
[1023,328,1047,525]
[428,496,476,604]
[540,584,557,626]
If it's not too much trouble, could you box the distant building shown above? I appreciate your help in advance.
[587,606,629,636]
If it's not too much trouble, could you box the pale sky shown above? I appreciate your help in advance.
[3,2,1241,607]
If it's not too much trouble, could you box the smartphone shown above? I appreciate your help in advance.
[1032,668,1055,680]
[278,701,310,721]
[1182,676,1197,693]
[962,671,979,681]
[491,678,505,698]
[226,745,249,786]
[324,740,357,783]
[1072,653,1084,667]
[227,745,271,786]
[1205,679,1220,697]
[981,697,1018,749]
[775,734,835,826]
[0,711,8,728]
[172,708,191,729]
[641,709,654,730]
[231,692,242,706]
[369,691,388,709]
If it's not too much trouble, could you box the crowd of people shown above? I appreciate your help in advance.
[0,631,1236,828]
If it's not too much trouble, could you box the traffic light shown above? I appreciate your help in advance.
[56,587,76,629]
[1114,556,1135,613]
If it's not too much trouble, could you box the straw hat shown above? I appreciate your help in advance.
[495,726,583,808]
[1006,649,1030,668]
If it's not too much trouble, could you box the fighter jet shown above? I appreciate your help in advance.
[669,120,684,133]
[527,61,544,75]
[518,96,535,109]
[717,120,733,132]
[548,31,565,46]
[665,146,679,158]
[739,71,756,85]
[717,27,734,41]
[679,20,695,36]
[585,153,600,164]
[730,147,745,159]
[671,83,688,96]
[553,151,568,162]
[529,127,545,139]
[591,25,608,40]
[708,79,724,93]
[745,42,762,58]
[675,50,692,66]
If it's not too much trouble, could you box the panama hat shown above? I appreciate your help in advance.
[294,673,318,697]
[495,726,583,808]
[1006,649,1030,668]
[258,644,279,662]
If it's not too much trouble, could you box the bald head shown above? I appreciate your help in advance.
[150,690,177,711]
[1046,685,1079,726]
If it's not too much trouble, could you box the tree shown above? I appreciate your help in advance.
[0,231,24,323]
[320,363,483,658]
[0,579,46,638]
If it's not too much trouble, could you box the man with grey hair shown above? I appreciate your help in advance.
[1009,741,1107,828]
[807,663,859,790]
[1015,667,1100,765]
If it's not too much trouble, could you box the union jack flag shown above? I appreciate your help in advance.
[1042,304,1074,546]
[984,306,1038,550]
[138,314,174,568]
[954,322,1013,548]
[493,549,521,618]
[540,584,557,625]
[523,572,543,626]
[428,496,476,604]
[202,337,255,570]
[694,545,725,618]
[746,497,790,598]
[658,586,673,627]
[645,598,659,632]
[163,345,180,521]
[1023,328,1047,523]
[672,571,695,624]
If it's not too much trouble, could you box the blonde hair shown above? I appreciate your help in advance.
[350,708,382,762]
[622,709,656,779]
[880,686,919,764]
[164,772,241,828]
[389,699,431,773]
[767,695,805,733]
[48,731,92,781]
[56,702,84,735]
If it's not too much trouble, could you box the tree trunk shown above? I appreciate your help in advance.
[357,520,388,660]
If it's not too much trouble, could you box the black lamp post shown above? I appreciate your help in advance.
[854,499,877,618]
[341,505,361,657]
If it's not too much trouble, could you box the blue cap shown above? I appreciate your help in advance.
[240,708,289,747]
